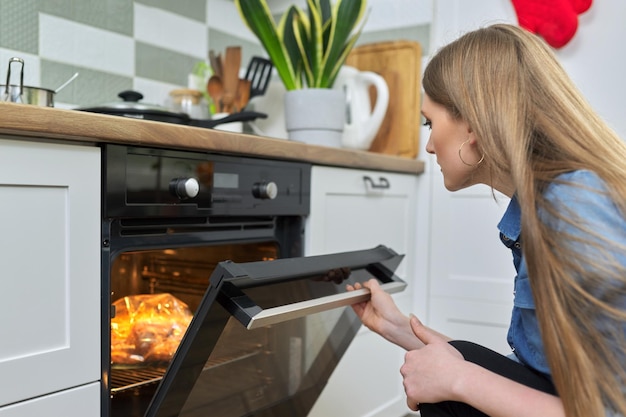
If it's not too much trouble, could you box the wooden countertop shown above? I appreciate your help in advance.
[0,102,424,174]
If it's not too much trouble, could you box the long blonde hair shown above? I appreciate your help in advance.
[423,24,626,416]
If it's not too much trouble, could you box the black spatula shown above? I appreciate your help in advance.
[244,56,273,99]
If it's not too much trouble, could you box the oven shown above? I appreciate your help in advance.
[101,144,406,417]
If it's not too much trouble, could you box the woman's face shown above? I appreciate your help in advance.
[422,94,485,192]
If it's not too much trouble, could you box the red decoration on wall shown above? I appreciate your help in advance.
[511,0,592,48]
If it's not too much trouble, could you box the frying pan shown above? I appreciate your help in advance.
[77,90,267,129]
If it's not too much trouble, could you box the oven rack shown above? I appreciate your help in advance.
[110,347,265,393]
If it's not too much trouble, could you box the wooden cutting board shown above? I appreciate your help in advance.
[346,40,422,158]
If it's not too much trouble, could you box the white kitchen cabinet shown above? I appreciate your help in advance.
[305,165,421,417]
[0,139,101,412]
[0,382,100,417]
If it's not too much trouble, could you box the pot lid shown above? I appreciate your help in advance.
[87,90,178,114]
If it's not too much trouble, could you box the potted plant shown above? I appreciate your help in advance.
[234,0,368,146]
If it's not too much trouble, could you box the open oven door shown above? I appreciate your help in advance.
[145,245,406,417]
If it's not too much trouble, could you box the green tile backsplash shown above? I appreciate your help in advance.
[41,60,132,106]
[135,42,200,86]
[39,0,134,36]
[135,0,206,23]
[0,0,430,108]
[0,0,39,54]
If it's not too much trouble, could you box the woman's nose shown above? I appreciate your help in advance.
[425,137,435,155]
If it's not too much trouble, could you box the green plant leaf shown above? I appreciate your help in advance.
[292,10,312,88]
[319,0,333,65]
[235,0,367,90]
[280,6,303,89]
[326,25,364,86]
[306,0,325,87]
[234,0,298,90]
[320,0,366,87]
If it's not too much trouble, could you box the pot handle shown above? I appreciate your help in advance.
[4,57,25,101]
[189,110,268,129]
[118,90,144,102]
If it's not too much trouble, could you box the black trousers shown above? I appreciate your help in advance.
[419,341,557,417]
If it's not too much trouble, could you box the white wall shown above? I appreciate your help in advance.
[431,0,626,137]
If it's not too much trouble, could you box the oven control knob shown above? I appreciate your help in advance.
[252,181,278,200]
[169,177,199,199]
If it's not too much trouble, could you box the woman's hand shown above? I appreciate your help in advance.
[401,315,465,411]
[347,279,422,350]
[401,315,566,417]
[347,279,403,332]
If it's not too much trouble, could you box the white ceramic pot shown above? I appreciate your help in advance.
[284,88,346,148]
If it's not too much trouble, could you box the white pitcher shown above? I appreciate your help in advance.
[334,65,389,150]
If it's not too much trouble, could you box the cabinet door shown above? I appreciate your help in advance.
[0,382,99,417]
[306,166,419,417]
[427,170,514,354]
[0,139,101,406]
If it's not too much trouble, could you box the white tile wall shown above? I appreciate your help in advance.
[133,76,182,107]
[39,14,134,77]
[134,3,207,60]
[366,0,433,31]
[206,0,258,43]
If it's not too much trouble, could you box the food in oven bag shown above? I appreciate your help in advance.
[111,293,193,365]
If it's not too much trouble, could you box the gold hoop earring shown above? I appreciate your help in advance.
[458,139,485,167]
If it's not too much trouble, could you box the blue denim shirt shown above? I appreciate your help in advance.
[498,195,551,376]
[498,170,626,379]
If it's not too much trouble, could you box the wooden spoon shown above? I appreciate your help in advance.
[222,46,242,114]
[206,75,224,113]
[209,50,222,79]
[236,79,251,112]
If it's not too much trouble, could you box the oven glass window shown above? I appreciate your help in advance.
[180,300,360,417]
[109,242,279,415]
[168,256,399,417]
[109,244,402,417]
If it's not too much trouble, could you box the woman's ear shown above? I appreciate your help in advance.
[467,129,478,145]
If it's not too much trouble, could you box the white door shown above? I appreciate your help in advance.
[425,158,514,354]
[422,0,518,354]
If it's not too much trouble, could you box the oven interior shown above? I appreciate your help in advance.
[109,242,279,389]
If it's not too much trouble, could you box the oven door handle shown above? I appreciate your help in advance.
[215,245,406,330]
[219,278,406,330]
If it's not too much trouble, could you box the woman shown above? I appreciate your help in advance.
[348,24,626,417]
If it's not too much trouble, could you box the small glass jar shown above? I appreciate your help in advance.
[168,88,208,119]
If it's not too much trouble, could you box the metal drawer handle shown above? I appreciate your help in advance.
[363,175,390,190]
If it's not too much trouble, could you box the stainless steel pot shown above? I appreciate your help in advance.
[2,57,55,107]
